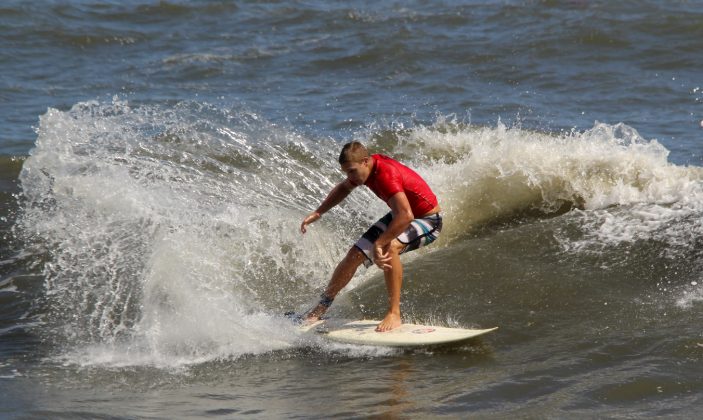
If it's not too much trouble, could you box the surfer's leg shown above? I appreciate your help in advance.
[376,239,405,332]
[305,246,366,321]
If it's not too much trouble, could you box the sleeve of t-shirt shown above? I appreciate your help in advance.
[378,164,404,200]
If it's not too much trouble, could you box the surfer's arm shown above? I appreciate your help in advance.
[300,179,356,234]
[375,192,414,247]
[372,192,412,270]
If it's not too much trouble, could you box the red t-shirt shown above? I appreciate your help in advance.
[364,154,438,217]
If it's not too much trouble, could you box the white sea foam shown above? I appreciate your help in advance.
[20,99,384,365]
[379,117,703,254]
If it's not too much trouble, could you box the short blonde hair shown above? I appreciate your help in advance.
[338,141,369,165]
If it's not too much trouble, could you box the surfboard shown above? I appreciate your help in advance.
[299,319,498,347]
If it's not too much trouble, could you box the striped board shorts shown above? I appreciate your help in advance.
[354,212,443,268]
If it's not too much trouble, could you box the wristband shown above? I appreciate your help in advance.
[319,293,334,308]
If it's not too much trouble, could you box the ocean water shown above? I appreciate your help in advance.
[1,1,703,418]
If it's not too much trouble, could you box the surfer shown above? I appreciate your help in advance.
[300,141,442,331]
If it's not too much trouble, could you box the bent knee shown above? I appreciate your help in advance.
[345,246,366,264]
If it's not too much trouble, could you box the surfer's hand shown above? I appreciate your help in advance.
[373,243,392,271]
[300,211,321,234]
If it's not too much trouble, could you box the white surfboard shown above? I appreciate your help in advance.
[300,319,498,347]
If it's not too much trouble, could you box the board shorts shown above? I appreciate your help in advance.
[354,212,443,268]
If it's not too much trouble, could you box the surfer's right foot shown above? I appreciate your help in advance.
[376,311,402,332]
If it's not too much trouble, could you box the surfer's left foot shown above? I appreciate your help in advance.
[376,312,401,332]
[304,304,327,324]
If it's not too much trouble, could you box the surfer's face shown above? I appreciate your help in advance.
[341,157,372,186]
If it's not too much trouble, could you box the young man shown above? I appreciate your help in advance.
[300,141,442,332]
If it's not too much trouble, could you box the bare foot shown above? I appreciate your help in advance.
[304,304,327,324]
[376,312,402,332]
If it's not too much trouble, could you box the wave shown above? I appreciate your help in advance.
[371,117,703,244]
[16,99,703,365]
